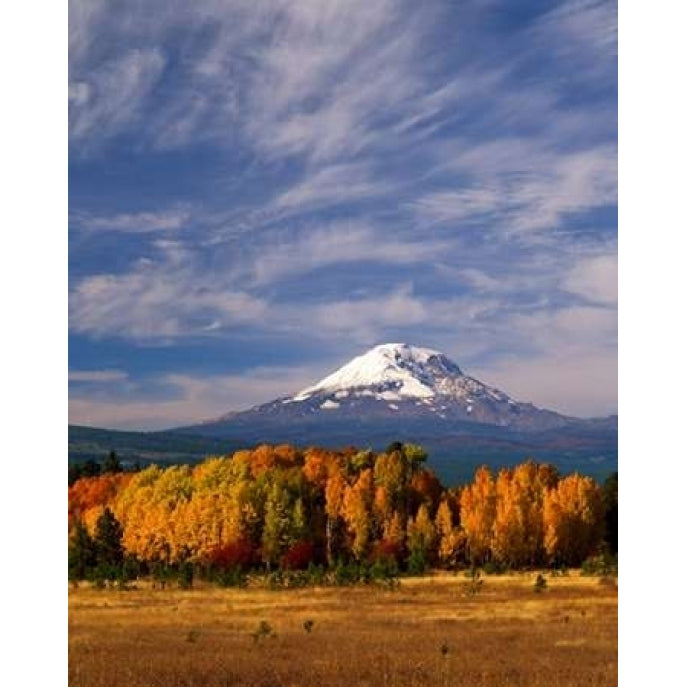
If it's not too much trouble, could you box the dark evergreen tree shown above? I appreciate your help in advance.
[103,450,123,474]
[602,472,618,554]
[94,507,124,570]
[385,441,404,454]
[82,459,101,478]
[68,519,96,581]
[68,464,82,486]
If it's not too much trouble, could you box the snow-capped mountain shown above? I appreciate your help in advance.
[175,343,617,480]
[284,343,542,426]
[194,343,576,431]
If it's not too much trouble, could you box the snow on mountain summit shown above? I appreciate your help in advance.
[294,344,446,400]
[292,343,502,406]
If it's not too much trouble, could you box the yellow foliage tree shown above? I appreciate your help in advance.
[435,499,464,567]
[342,468,374,560]
[543,473,604,566]
[459,466,496,564]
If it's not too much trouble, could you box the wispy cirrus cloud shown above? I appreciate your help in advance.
[69,241,267,339]
[247,223,449,287]
[562,252,617,306]
[71,207,191,234]
[274,163,391,211]
[413,142,617,236]
[69,47,166,149]
[68,369,129,383]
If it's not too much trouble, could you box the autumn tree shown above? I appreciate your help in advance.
[543,473,604,566]
[403,443,428,468]
[342,469,374,560]
[460,466,497,564]
[261,478,303,567]
[406,503,436,573]
[373,450,408,515]
[435,499,464,568]
[324,466,347,565]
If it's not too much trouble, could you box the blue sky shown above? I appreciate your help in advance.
[68,0,617,430]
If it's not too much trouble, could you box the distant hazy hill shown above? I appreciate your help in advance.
[68,425,243,467]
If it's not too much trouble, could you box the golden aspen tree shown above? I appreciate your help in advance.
[373,451,407,512]
[373,485,391,524]
[324,467,347,564]
[382,510,406,547]
[407,503,437,559]
[342,468,374,560]
[491,468,525,566]
[543,473,604,566]
[303,448,331,488]
[435,499,464,567]
[261,480,292,566]
[459,466,496,564]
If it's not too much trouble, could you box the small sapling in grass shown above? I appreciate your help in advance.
[534,573,547,593]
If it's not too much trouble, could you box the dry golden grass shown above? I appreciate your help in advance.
[69,571,617,687]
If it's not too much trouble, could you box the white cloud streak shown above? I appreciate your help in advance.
[68,365,324,430]
[70,48,166,147]
[73,208,191,233]
[69,369,129,383]
[69,242,267,339]
[248,223,449,286]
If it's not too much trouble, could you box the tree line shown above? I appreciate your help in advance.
[68,443,618,585]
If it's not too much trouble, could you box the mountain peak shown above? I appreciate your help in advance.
[293,343,463,401]
[186,342,591,437]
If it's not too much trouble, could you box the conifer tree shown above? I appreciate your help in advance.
[68,519,96,581]
[103,450,123,474]
[94,507,124,570]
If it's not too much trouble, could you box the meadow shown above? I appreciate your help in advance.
[68,571,617,687]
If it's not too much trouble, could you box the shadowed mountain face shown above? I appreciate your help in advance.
[176,344,617,480]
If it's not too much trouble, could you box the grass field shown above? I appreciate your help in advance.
[68,572,617,687]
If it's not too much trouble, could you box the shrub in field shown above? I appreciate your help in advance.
[482,560,509,575]
[213,566,247,588]
[369,538,404,566]
[534,573,547,592]
[280,540,316,570]
[305,562,326,585]
[178,562,194,589]
[122,555,142,582]
[251,621,276,643]
[407,548,428,575]
[465,566,483,595]
[581,552,617,576]
[332,560,365,586]
[151,561,174,590]
[206,540,256,571]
